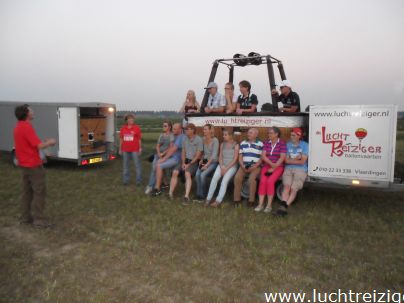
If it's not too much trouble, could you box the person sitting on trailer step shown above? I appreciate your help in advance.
[204,82,226,114]
[276,127,308,216]
[271,79,301,112]
[236,80,258,115]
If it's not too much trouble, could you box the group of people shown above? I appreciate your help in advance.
[13,91,305,228]
[134,119,308,216]
[179,79,301,125]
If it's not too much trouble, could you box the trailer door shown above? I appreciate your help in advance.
[58,107,78,159]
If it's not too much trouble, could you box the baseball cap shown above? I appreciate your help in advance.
[292,127,302,137]
[279,79,292,88]
[204,82,218,89]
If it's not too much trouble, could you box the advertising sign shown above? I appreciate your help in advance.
[309,105,397,182]
[187,115,305,128]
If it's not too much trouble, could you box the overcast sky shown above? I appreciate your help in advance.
[1,0,403,111]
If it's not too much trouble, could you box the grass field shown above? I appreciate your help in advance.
[0,124,403,302]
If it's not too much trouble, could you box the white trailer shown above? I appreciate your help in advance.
[187,104,403,196]
[308,104,402,191]
[0,101,117,166]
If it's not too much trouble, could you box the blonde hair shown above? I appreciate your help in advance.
[186,90,197,106]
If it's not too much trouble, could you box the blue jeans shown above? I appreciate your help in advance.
[195,162,218,198]
[148,154,158,187]
[123,152,142,184]
[207,165,238,203]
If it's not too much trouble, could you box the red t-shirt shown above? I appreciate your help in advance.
[120,124,142,152]
[13,120,43,167]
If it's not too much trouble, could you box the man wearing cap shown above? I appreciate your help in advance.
[204,82,226,114]
[276,128,308,216]
[271,80,301,112]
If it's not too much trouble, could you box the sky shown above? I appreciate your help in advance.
[0,0,403,111]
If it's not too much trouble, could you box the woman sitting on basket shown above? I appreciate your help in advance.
[255,126,287,213]
[205,128,239,208]
[179,90,200,127]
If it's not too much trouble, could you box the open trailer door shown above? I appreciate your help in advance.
[58,107,79,159]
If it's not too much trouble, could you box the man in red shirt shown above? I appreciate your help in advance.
[13,104,56,227]
[119,113,142,185]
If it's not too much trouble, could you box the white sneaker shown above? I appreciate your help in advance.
[254,205,264,212]
[145,186,152,194]
[264,206,272,213]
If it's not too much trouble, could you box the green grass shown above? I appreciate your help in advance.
[0,125,403,302]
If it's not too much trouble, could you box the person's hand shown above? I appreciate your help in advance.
[236,108,243,115]
[205,107,211,114]
[271,89,278,95]
[267,167,274,174]
[119,149,122,156]
[201,164,208,171]
[139,148,142,155]
[220,167,227,176]
[157,158,165,164]
[46,138,56,146]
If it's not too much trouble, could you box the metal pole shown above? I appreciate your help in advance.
[201,60,219,112]
[266,55,278,112]
[229,65,234,83]
[278,63,287,80]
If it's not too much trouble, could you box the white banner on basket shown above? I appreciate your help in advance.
[187,115,305,128]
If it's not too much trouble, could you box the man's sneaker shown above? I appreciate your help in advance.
[19,217,33,225]
[161,184,169,190]
[193,196,204,203]
[254,205,264,212]
[145,186,153,195]
[274,202,288,217]
[152,189,162,197]
[182,197,191,206]
[264,206,272,213]
[32,219,53,228]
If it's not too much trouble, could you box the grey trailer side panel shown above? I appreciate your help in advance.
[0,104,16,151]
[29,104,59,157]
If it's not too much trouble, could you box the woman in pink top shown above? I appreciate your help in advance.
[256,126,287,213]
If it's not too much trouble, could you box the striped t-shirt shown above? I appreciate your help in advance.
[239,140,263,166]
[263,139,287,166]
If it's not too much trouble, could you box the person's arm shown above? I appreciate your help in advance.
[261,149,271,165]
[181,141,187,168]
[249,158,262,171]
[209,106,225,113]
[38,139,56,150]
[238,153,245,170]
[218,143,224,167]
[179,100,187,113]
[138,128,142,154]
[285,154,308,165]
[225,144,239,170]
[271,89,280,102]
[206,138,219,167]
[192,150,202,164]
[195,100,201,111]
[273,153,287,167]
[239,104,257,114]
[282,106,298,113]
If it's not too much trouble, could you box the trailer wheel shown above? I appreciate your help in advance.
[11,150,18,167]
[276,182,283,201]
[240,178,250,199]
